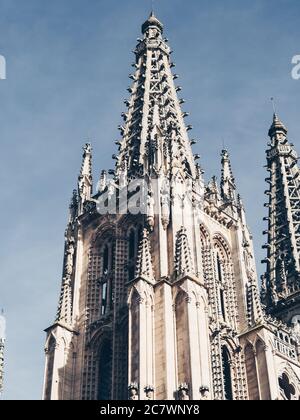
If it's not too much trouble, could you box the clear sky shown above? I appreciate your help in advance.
[0,0,299,400]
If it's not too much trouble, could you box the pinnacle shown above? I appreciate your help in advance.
[247,279,264,327]
[135,228,155,282]
[174,227,194,278]
[79,143,93,179]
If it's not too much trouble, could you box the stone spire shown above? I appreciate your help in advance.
[220,149,236,202]
[135,229,155,282]
[174,226,194,278]
[262,113,300,317]
[114,12,198,181]
[78,143,93,211]
[0,310,5,398]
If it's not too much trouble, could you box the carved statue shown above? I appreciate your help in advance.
[147,192,155,229]
[161,178,170,230]
[144,385,154,400]
[178,383,190,400]
[65,240,75,277]
[200,385,210,400]
[291,315,300,340]
[128,383,139,400]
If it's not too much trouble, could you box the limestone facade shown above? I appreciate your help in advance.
[42,13,300,401]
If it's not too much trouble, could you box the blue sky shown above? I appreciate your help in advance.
[0,0,299,400]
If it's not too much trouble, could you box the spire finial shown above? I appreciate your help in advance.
[222,138,226,151]
[270,97,277,116]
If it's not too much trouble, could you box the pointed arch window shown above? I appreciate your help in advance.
[221,346,233,400]
[103,245,109,275]
[127,226,143,282]
[100,242,114,316]
[216,253,227,321]
[97,339,112,400]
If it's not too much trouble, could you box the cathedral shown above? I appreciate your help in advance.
[42,13,300,401]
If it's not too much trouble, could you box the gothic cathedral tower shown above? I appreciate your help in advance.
[261,114,300,326]
[43,14,300,400]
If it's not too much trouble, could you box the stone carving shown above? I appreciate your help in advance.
[178,383,190,400]
[144,385,154,400]
[199,386,210,400]
[65,239,75,277]
[128,383,139,400]
[161,179,170,230]
[147,192,155,230]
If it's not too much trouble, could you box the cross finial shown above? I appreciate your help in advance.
[270,97,277,115]
[151,0,155,13]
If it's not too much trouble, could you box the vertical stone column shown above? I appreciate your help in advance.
[128,281,155,400]
[154,281,177,400]
[112,234,128,399]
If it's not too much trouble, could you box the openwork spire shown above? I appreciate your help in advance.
[262,113,300,314]
[115,13,197,181]
[135,229,155,282]
[220,149,236,202]
[174,227,194,278]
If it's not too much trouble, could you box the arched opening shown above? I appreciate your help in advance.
[217,254,223,282]
[127,227,142,282]
[216,254,227,321]
[99,240,115,316]
[101,282,108,316]
[97,340,112,400]
[103,245,109,274]
[221,346,233,400]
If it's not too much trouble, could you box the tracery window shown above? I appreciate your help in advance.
[279,373,296,400]
[221,346,233,400]
[127,226,143,282]
[100,242,114,316]
[216,253,227,322]
[97,339,112,400]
